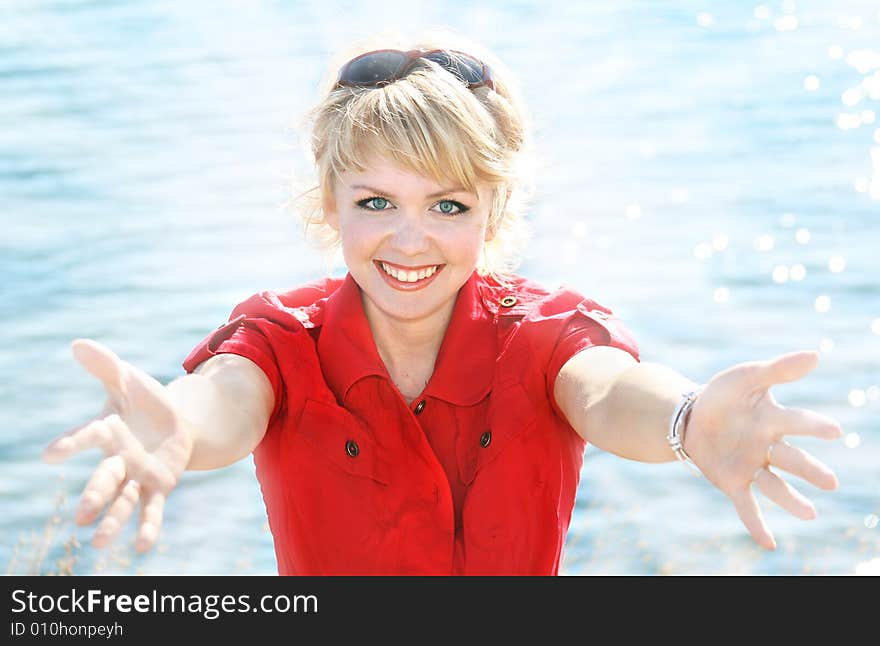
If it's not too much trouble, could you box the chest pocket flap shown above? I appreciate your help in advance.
[297,398,391,485]
[458,382,537,485]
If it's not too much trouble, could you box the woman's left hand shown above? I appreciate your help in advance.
[683,350,843,550]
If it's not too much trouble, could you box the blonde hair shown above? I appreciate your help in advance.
[289,29,534,277]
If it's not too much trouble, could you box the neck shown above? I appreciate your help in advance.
[361,295,456,401]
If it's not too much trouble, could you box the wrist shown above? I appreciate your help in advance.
[165,374,215,468]
[667,385,705,476]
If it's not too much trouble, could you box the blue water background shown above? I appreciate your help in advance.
[2,0,878,575]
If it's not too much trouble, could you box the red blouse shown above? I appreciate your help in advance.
[182,271,639,575]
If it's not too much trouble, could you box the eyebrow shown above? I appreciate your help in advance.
[349,184,470,199]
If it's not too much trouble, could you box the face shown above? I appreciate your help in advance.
[324,156,495,326]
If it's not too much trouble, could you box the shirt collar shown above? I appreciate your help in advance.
[317,272,497,406]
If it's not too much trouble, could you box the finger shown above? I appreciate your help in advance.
[75,455,127,525]
[730,487,776,550]
[135,492,166,553]
[42,416,118,463]
[754,468,816,520]
[769,441,839,490]
[71,339,128,400]
[767,406,844,440]
[752,350,819,390]
[92,480,141,549]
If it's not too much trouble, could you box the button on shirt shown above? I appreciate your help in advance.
[182,271,640,575]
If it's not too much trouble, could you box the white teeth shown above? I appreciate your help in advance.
[379,262,439,282]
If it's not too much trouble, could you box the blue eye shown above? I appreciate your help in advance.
[357,196,392,211]
[432,200,469,216]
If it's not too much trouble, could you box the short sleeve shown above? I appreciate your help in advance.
[545,298,641,420]
[181,292,310,425]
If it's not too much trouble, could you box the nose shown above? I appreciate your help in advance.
[390,212,431,257]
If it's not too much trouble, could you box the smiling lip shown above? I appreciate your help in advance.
[374,260,445,291]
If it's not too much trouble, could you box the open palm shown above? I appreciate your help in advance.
[685,350,843,549]
[43,339,193,552]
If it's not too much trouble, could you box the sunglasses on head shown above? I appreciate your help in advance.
[335,48,495,92]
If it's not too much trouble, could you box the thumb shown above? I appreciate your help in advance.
[71,339,128,399]
[753,350,819,390]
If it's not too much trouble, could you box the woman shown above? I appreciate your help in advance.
[43,32,843,575]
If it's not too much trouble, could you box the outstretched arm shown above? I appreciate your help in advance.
[42,340,275,552]
[554,346,843,549]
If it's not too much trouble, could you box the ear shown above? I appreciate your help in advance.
[484,221,497,243]
[484,187,511,242]
[323,191,340,231]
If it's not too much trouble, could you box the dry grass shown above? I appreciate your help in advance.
[4,474,138,576]
[5,489,80,576]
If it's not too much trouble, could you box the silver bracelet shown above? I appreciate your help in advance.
[666,386,705,477]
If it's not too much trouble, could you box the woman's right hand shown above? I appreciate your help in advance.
[43,339,194,553]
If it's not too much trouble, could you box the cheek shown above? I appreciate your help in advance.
[445,222,487,261]
[339,217,381,253]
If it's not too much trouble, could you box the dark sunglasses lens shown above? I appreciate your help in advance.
[341,51,409,84]
[423,52,484,85]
